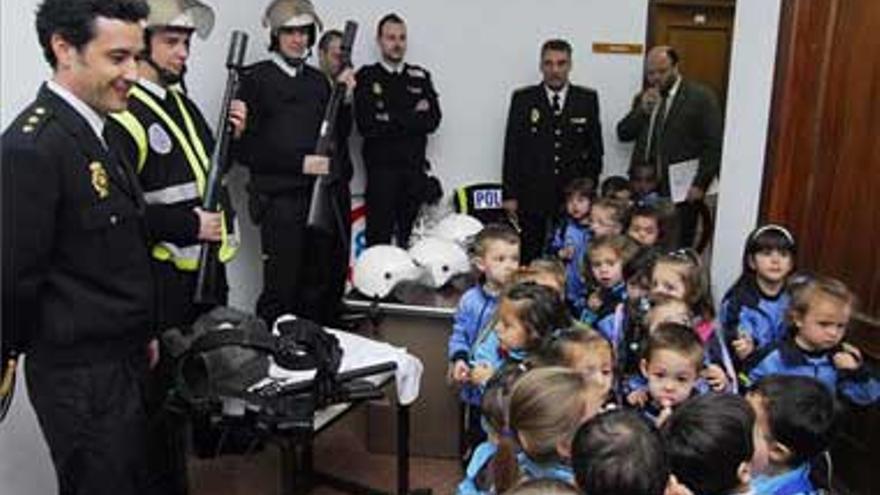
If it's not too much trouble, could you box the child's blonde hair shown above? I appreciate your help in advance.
[494,367,605,492]
[787,275,855,330]
[514,258,566,293]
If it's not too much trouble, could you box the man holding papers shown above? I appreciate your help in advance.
[617,46,723,246]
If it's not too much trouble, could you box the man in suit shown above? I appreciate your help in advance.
[502,39,604,263]
[355,13,442,247]
[617,46,723,247]
[1,0,154,493]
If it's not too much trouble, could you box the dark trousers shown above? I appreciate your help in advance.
[519,210,552,264]
[26,351,148,495]
[301,183,351,325]
[675,201,699,248]
[255,192,312,326]
[365,167,422,247]
[147,261,229,495]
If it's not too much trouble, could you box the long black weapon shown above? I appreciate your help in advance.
[306,21,358,238]
[194,31,248,305]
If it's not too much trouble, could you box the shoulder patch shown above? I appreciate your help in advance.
[406,67,426,79]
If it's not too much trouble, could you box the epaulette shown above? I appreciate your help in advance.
[15,103,53,139]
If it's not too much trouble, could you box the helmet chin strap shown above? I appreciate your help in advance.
[142,54,189,93]
[279,47,312,69]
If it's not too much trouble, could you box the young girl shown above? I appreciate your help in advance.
[598,246,659,367]
[537,327,616,406]
[721,225,796,367]
[627,201,677,251]
[547,178,594,315]
[747,276,879,405]
[457,363,528,495]
[651,249,735,393]
[494,367,606,492]
[580,235,637,328]
[470,282,571,386]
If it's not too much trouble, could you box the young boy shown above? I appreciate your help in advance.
[662,393,769,495]
[747,375,836,495]
[589,197,629,238]
[636,322,705,426]
[629,163,661,207]
[572,409,670,495]
[600,175,632,202]
[548,178,594,314]
[448,223,521,458]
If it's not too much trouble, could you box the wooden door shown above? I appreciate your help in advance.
[648,0,736,110]
[762,1,879,493]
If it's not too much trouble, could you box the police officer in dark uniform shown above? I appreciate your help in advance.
[354,13,442,247]
[502,39,604,263]
[1,1,154,493]
[107,1,247,493]
[236,0,355,325]
[299,28,355,325]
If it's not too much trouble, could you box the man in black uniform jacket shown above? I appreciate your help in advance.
[299,29,355,325]
[236,0,354,325]
[355,13,442,247]
[616,46,722,247]
[502,39,604,263]
[1,1,154,493]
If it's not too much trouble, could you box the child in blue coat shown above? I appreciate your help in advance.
[547,178,594,314]
[747,276,879,405]
[747,375,836,495]
[721,224,796,373]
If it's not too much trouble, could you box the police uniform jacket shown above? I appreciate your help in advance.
[502,84,604,214]
[236,60,349,194]
[111,82,224,247]
[1,85,155,365]
[354,62,441,169]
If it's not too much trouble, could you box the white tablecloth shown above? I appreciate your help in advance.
[249,315,424,406]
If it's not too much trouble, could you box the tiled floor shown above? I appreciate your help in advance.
[189,408,461,495]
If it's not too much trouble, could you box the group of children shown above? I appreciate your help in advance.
[445,171,879,494]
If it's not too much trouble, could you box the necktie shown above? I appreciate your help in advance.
[551,91,562,115]
[647,95,667,164]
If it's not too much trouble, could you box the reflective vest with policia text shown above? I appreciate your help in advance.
[111,85,239,271]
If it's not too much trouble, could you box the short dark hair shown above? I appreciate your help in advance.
[751,375,836,466]
[36,0,150,68]
[318,29,343,53]
[541,38,572,57]
[666,47,680,65]
[377,13,405,37]
[502,282,572,350]
[662,393,756,495]
[601,175,630,198]
[473,223,520,257]
[573,410,669,495]
[563,177,595,201]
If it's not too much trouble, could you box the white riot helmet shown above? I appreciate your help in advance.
[353,245,423,299]
[430,214,484,250]
[263,0,323,50]
[145,0,215,39]
[408,238,472,288]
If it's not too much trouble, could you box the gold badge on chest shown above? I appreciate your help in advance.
[372,82,383,96]
[89,161,110,199]
[530,107,540,124]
